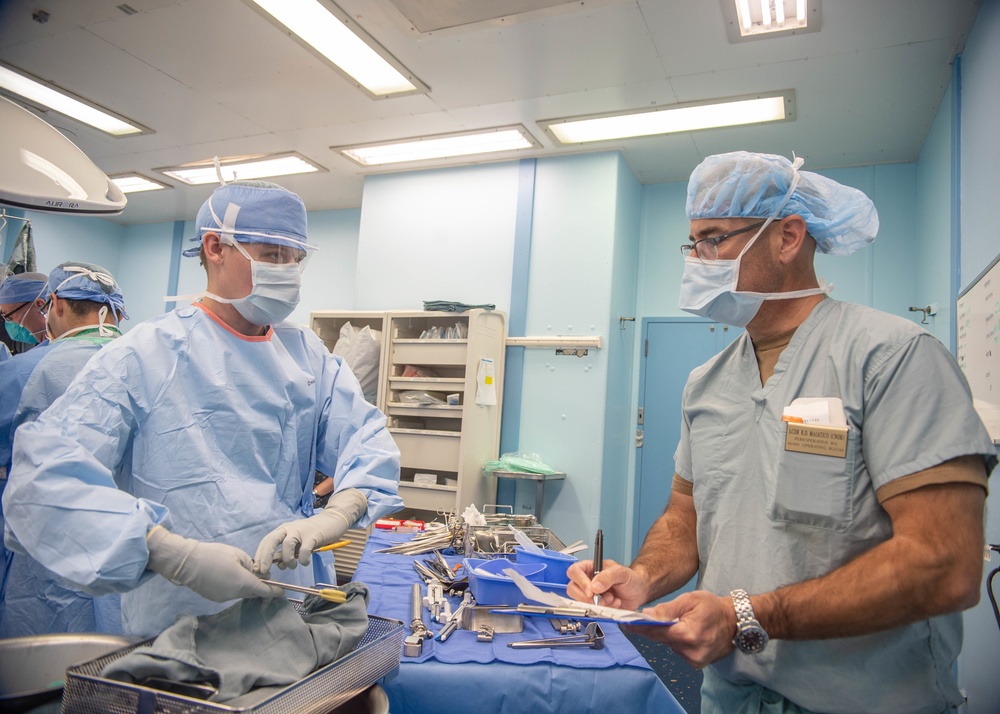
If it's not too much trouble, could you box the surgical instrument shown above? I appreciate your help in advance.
[549,617,582,635]
[436,591,474,642]
[508,622,605,650]
[404,583,432,657]
[461,605,523,634]
[592,529,604,605]
[315,539,351,552]
[260,580,347,603]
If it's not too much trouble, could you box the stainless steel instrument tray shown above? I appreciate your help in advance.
[61,615,404,714]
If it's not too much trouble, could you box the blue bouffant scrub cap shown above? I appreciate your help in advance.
[49,261,128,320]
[182,179,316,258]
[686,151,879,256]
[0,272,50,303]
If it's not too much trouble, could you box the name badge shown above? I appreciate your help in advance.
[784,423,849,458]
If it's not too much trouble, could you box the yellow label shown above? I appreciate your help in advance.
[784,423,849,458]
[485,376,493,384]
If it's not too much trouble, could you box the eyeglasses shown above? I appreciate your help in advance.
[679,220,766,261]
[1,302,30,322]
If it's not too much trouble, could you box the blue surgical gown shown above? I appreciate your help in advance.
[0,339,55,627]
[4,304,402,636]
[1,331,122,638]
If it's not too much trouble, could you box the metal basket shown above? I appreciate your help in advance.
[463,524,566,559]
[61,615,404,714]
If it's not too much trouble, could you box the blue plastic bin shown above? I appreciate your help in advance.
[464,558,569,605]
[513,546,576,585]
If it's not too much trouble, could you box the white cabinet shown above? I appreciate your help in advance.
[384,309,506,517]
[309,308,507,573]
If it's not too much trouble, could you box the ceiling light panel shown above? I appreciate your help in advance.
[158,154,325,186]
[336,126,540,167]
[540,92,794,145]
[110,174,170,193]
[723,0,821,41]
[0,63,148,137]
[245,0,427,98]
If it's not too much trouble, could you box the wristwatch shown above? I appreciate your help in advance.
[730,589,768,654]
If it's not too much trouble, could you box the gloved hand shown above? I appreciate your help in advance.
[252,488,367,576]
[146,526,285,602]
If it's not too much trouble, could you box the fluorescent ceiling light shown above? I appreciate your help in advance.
[724,0,820,41]
[337,126,539,167]
[158,153,324,186]
[541,92,794,145]
[110,174,170,193]
[0,63,146,137]
[246,0,426,97]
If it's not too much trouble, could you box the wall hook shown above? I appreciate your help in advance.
[908,305,935,325]
[619,316,635,330]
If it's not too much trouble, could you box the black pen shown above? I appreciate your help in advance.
[592,529,603,605]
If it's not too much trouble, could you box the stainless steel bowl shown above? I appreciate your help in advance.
[0,633,139,713]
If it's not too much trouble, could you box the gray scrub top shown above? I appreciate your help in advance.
[675,298,996,714]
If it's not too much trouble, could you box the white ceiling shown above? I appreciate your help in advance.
[0,0,983,226]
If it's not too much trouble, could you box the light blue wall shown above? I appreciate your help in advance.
[117,221,176,327]
[354,164,519,312]
[954,1,1000,709]
[288,208,362,325]
[600,156,641,557]
[914,82,955,345]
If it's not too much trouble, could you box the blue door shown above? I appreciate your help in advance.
[633,319,741,592]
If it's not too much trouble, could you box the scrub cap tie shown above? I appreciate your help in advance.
[49,262,128,320]
[686,151,879,255]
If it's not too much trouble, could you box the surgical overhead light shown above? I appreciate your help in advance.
[0,96,127,215]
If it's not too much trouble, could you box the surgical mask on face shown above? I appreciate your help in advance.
[678,158,829,327]
[205,240,302,326]
[5,316,38,345]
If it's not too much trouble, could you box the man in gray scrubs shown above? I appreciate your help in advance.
[568,151,996,714]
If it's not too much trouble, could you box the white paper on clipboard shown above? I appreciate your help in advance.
[502,568,675,625]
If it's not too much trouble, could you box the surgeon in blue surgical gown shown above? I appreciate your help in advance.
[3,180,403,636]
[0,261,128,637]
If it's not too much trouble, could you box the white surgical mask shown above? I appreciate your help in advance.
[678,157,830,327]
[204,239,302,326]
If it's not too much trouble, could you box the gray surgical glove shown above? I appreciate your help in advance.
[252,488,368,576]
[146,526,285,602]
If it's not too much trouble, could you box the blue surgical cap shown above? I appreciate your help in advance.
[49,261,128,320]
[182,179,315,258]
[686,151,879,256]
[0,271,50,304]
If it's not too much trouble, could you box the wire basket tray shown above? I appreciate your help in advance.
[61,615,404,714]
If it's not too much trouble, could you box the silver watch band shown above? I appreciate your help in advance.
[731,588,756,624]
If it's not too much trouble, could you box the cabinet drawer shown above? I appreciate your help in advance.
[392,430,461,472]
[399,484,455,512]
[392,340,467,366]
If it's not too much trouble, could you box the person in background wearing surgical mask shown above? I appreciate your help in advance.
[0,261,127,637]
[4,180,402,637]
[0,271,50,353]
[567,152,995,714]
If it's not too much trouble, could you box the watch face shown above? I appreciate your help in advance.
[737,626,768,653]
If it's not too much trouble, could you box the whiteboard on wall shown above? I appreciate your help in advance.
[957,250,1000,442]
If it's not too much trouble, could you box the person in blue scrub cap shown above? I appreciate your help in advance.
[0,271,50,350]
[568,152,995,714]
[0,261,127,637]
[3,179,403,636]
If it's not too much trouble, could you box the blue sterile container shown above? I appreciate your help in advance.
[512,546,576,585]
[463,558,569,605]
